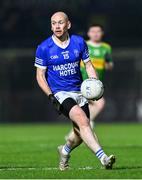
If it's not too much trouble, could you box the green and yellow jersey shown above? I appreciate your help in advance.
[80,41,112,81]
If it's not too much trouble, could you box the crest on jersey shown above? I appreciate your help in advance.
[61,51,69,59]
[74,49,79,57]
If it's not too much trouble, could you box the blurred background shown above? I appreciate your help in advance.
[0,0,142,123]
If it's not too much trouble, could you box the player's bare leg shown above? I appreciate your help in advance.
[68,105,115,168]
[65,98,105,143]
[59,105,115,170]
[69,105,101,152]
[89,97,105,129]
[66,128,82,150]
[58,127,82,170]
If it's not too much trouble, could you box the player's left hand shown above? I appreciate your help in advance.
[48,94,61,114]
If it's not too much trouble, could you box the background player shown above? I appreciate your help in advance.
[34,12,115,171]
[80,24,114,128]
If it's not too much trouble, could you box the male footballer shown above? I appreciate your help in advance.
[34,12,115,171]
[80,24,114,128]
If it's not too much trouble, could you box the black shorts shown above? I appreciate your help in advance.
[60,97,90,119]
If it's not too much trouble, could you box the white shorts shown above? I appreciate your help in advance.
[54,91,88,107]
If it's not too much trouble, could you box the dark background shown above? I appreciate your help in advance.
[0,0,142,123]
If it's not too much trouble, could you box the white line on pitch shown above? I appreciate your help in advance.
[0,166,95,171]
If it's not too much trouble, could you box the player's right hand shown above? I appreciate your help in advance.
[48,94,61,114]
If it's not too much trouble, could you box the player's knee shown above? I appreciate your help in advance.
[69,105,90,129]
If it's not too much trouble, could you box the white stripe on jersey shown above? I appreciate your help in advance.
[34,63,47,69]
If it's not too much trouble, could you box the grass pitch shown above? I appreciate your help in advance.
[0,123,142,179]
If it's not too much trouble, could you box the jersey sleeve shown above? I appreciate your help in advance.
[105,46,113,63]
[80,39,90,63]
[34,45,47,69]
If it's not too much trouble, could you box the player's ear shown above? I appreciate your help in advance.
[51,25,53,32]
[67,21,71,29]
[87,30,90,38]
[101,28,104,36]
[51,22,54,32]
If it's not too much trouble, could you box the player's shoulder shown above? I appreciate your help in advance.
[101,42,112,49]
[37,36,53,51]
[70,34,85,43]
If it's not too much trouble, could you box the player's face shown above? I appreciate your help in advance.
[51,15,71,38]
[88,27,103,42]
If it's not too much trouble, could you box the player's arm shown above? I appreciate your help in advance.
[85,60,98,79]
[105,45,114,70]
[81,39,98,79]
[36,67,52,96]
[34,45,60,112]
[36,67,61,112]
[35,45,52,96]
[84,60,104,100]
[81,38,104,100]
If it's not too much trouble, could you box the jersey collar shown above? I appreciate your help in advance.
[87,40,102,47]
[52,35,70,49]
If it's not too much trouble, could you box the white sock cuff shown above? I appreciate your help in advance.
[96,148,105,159]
